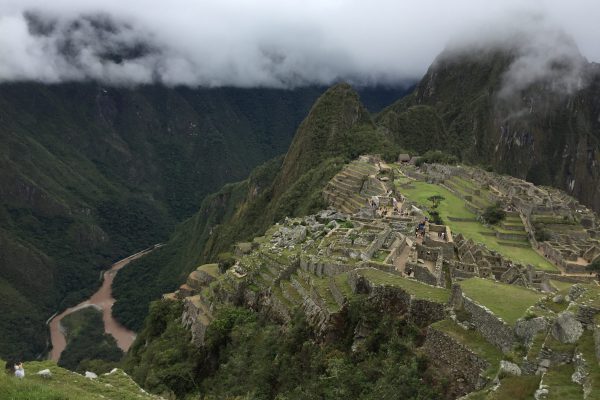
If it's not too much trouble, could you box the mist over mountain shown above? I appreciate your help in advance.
[2,0,599,87]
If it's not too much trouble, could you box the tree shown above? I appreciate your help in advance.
[586,258,600,272]
[427,195,445,208]
[482,203,506,225]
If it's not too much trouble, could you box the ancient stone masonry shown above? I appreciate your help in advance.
[423,163,600,275]
[423,325,491,397]
[167,155,600,398]
[449,283,516,353]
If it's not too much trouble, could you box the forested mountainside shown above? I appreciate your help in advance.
[376,44,600,212]
[112,83,402,331]
[0,82,410,360]
[121,86,600,399]
[113,42,600,334]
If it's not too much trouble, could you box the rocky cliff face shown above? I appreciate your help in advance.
[377,44,600,212]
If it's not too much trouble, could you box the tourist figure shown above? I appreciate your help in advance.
[14,362,24,379]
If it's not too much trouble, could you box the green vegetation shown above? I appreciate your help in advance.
[432,319,502,376]
[415,150,459,166]
[577,331,600,398]
[482,203,506,225]
[58,307,123,373]
[0,83,334,359]
[586,258,600,272]
[459,278,544,325]
[476,375,541,399]
[357,268,450,303]
[542,364,583,399]
[427,194,446,208]
[114,84,404,332]
[124,300,201,397]
[549,280,574,292]
[398,180,556,271]
[0,359,156,400]
[127,299,443,399]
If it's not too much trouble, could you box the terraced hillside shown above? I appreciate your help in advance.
[323,156,387,214]
[130,155,600,399]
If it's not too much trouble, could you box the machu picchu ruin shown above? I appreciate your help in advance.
[164,154,600,399]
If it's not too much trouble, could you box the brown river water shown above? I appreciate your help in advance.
[48,246,158,362]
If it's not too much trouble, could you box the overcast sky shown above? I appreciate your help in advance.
[0,0,598,87]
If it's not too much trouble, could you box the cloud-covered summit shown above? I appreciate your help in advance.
[0,0,598,87]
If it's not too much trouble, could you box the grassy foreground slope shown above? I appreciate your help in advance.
[0,360,158,400]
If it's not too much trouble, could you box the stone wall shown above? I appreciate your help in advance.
[423,326,491,397]
[299,257,353,277]
[409,299,446,326]
[462,296,516,353]
[329,277,346,307]
[348,269,447,327]
[411,262,438,286]
[182,297,210,346]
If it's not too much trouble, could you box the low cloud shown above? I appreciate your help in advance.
[0,0,599,87]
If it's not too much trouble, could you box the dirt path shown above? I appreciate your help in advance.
[48,246,159,362]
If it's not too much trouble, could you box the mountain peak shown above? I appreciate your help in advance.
[276,83,374,189]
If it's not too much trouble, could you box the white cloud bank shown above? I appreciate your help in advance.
[0,0,598,87]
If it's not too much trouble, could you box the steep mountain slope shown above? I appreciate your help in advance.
[377,44,600,212]
[0,83,325,360]
[113,83,402,330]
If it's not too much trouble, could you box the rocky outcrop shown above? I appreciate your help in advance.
[551,311,583,344]
[515,317,548,346]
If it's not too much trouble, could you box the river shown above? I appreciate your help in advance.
[48,246,159,362]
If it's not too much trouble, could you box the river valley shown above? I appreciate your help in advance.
[47,247,158,362]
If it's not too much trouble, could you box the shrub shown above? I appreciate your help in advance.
[482,203,506,225]
[415,150,459,166]
[429,211,443,225]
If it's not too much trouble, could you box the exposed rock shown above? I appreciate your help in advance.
[552,295,564,304]
[515,316,548,345]
[534,386,549,400]
[499,360,521,377]
[84,371,98,379]
[36,369,52,378]
[551,311,583,344]
[571,352,589,386]
[568,285,587,301]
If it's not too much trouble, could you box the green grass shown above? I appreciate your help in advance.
[398,180,557,271]
[459,278,545,325]
[542,364,583,399]
[333,273,353,297]
[0,360,157,400]
[357,268,449,303]
[432,319,502,377]
[577,331,600,399]
[486,375,541,399]
[310,276,341,312]
[197,263,220,277]
[577,284,600,308]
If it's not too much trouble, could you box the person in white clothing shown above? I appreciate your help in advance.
[14,362,25,379]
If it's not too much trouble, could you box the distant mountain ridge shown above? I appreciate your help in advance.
[376,43,600,212]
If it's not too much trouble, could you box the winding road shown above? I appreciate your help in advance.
[48,246,159,362]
